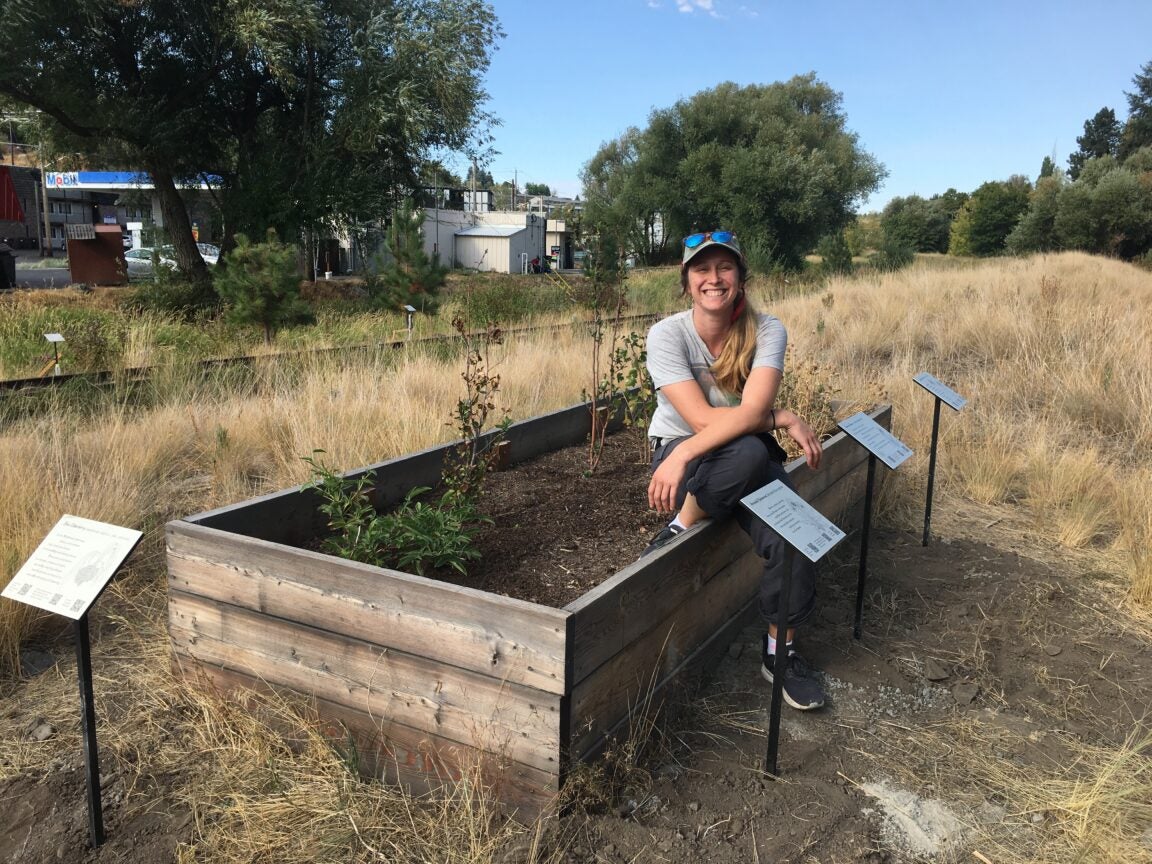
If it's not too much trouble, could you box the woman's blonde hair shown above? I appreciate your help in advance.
[712,295,758,395]
[680,257,757,395]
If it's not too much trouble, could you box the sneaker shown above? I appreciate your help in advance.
[761,636,825,711]
[639,523,684,558]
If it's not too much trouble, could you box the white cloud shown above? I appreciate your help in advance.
[677,0,720,17]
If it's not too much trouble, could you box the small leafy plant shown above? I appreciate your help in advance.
[442,317,511,504]
[302,319,510,577]
[566,232,628,472]
[302,454,489,577]
[598,329,655,461]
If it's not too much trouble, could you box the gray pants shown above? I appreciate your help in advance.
[652,433,816,628]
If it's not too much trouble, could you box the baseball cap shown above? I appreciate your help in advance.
[681,230,745,267]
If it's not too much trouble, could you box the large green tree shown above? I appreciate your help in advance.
[880,195,952,253]
[1068,107,1122,179]
[1120,60,1152,160]
[1005,174,1065,254]
[949,178,1031,257]
[1005,154,1152,260]
[581,76,885,269]
[0,0,500,283]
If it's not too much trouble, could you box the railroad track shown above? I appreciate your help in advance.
[0,313,661,394]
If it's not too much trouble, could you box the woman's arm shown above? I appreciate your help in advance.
[647,367,822,512]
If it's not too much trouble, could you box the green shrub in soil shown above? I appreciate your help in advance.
[303,318,511,578]
[302,454,488,577]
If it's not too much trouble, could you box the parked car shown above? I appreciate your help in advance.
[196,243,221,265]
[123,247,176,280]
[123,243,219,280]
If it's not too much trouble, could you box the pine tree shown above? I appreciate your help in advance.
[1068,108,1122,179]
[1121,60,1152,159]
[372,200,447,314]
[213,230,313,345]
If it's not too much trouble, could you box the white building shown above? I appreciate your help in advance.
[421,208,547,273]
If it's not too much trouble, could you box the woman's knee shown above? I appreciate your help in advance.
[725,434,774,481]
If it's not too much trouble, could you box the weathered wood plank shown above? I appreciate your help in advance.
[166,521,569,695]
[566,520,751,681]
[176,659,560,821]
[574,593,761,768]
[168,591,562,774]
[568,549,762,761]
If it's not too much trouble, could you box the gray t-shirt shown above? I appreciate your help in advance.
[646,310,787,440]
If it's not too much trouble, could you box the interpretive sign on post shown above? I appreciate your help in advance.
[741,480,846,562]
[837,413,913,640]
[913,372,968,546]
[2,514,143,850]
[3,515,142,619]
[838,411,913,470]
[913,371,968,411]
[741,480,846,777]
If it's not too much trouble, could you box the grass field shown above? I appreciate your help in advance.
[1,252,1150,861]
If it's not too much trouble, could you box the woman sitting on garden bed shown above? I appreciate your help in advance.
[642,229,826,711]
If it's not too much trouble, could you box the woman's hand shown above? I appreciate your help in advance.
[648,448,689,514]
[775,410,823,469]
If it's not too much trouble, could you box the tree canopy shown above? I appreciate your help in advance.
[1121,60,1152,159]
[1068,107,1122,179]
[948,178,1031,257]
[1007,152,1152,260]
[880,195,953,253]
[0,0,501,280]
[580,76,885,269]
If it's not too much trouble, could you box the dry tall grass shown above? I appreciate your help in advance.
[770,252,1152,606]
[2,251,1151,861]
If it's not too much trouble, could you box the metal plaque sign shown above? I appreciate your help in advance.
[839,412,914,470]
[913,372,967,411]
[740,480,846,562]
[2,515,142,620]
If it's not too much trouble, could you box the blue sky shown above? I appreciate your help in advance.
[464,0,1152,212]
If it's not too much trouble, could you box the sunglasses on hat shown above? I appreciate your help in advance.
[683,230,735,248]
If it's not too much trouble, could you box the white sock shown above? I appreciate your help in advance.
[766,635,795,656]
[669,516,688,532]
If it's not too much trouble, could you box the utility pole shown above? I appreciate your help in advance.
[41,163,53,258]
[512,169,517,211]
[470,159,477,215]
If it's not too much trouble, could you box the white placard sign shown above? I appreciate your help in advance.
[839,412,914,470]
[2,515,142,620]
[740,480,846,562]
[913,372,967,411]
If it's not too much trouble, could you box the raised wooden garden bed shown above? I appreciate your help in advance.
[166,401,892,818]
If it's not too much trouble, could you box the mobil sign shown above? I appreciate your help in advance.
[49,171,81,188]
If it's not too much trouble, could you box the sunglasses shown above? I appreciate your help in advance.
[684,230,735,248]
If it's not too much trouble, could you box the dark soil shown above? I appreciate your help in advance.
[3,429,1151,863]
[441,429,666,607]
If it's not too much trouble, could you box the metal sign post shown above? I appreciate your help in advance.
[1,515,143,849]
[740,481,846,777]
[75,612,104,846]
[45,332,64,376]
[837,412,914,639]
[853,453,878,640]
[912,373,968,546]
